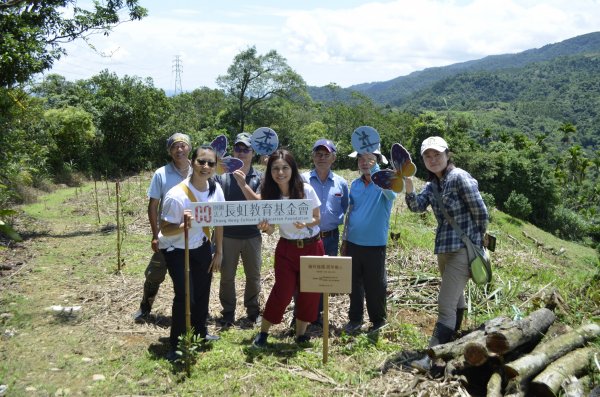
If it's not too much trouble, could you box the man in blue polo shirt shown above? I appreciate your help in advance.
[301,139,349,326]
[342,147,396,334]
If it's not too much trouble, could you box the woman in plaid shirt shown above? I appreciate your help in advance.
[404,136,489,372]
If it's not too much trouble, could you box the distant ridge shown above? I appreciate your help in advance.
[308,31,600,105]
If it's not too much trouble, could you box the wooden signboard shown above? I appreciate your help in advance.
[300,255,352,364]
[299,256,352,293]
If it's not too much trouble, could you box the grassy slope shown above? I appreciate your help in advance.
[0,171,598,396]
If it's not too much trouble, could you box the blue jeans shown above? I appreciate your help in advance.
[163,243,212,349]
[322,228,340,256]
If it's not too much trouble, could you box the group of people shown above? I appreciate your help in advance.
[134,130,488,371]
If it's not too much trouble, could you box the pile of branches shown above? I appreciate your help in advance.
[426,308,599,396]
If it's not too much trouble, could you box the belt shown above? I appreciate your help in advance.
[280,234,321,248]
[319,229,337,238]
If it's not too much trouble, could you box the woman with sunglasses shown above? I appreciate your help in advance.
[158,144,225,361]
[252,149,324,348]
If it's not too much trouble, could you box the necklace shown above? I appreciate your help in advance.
[174,162,190,177]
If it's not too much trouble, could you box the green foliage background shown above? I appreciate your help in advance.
[1,36,599,248]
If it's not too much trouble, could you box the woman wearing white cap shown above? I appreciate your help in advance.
[404,136,488,372]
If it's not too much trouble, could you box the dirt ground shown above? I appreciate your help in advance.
[1,203,472,396]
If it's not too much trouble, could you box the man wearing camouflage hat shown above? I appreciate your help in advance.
[133,132,192,322]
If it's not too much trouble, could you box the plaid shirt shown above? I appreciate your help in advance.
[405,167,488,254]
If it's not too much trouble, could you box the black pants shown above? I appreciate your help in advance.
[347,242,387,325]
[163,243,212,349]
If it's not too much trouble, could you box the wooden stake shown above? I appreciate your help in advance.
[323,293,329,364]
[94,179,101,224]
[115,181,122,272]
[184,213,191,333]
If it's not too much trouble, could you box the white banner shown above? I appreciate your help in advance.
[189,199,313,227]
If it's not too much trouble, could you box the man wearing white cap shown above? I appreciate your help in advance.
[342,143,396,335]
[405,136,488,372]
[134,132,192,322]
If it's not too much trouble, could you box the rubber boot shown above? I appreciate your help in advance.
[134,285,159,322]
[411,322,455,373]
[430,322,455,346]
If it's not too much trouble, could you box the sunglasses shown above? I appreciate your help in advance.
[234,146,251,154]
[195,159,216,167]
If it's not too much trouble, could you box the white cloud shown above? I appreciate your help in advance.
[48,0,600,90]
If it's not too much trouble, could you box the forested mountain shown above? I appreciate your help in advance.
[308,31,600,106]
[402,54,600,150]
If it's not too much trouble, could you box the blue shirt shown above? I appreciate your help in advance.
[346,176,396,246]
[405,167,488,254]
[147,162,191,225]
[302,170,349,232]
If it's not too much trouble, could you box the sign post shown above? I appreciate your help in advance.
[300,256,352,364]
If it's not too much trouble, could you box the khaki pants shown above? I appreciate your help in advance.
[436,248,469,329]
[140,251,168,312]
[218,235,262,319]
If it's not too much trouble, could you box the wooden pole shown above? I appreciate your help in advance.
[323,293,329,364]
[184,213,191,333]
[115,181,122,272]
[94,179,101,224]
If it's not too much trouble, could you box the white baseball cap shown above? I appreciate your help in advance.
[348,149,388,165]
[420,136,449,156]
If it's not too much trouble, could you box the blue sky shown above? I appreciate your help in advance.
[47,0,600,91]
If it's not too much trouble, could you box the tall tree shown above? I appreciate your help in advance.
[0,0,147,87]
[86,71,171,175]
[216,46,307,133]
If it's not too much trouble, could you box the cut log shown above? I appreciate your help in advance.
[504,377,526,396]
[561,375,585,397]
[486,307,556,355]
[463,341,493,366]
[530,347,598,397]
[445,355,469,377]
[428,316,512,360]
[504,322,600,381]
[486,371,502,397]
[429,329,486,360]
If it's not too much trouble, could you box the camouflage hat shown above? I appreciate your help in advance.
[166,133,191,151]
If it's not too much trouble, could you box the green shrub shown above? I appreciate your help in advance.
[504,191,532,220]
[549,206,590,242]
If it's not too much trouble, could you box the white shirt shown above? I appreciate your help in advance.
[158,179,225,250]
[278,183,321,240]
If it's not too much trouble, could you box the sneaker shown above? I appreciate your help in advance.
[252,332,269,348]
[410,355,432,373]
[133,308,150,323]
[295,334,311,345]
[165,349,179,362]
[368,320,387,333]
[217,315,235,327]
[343,321,362,334]
[202,333,220,342]
[247,314,262,326]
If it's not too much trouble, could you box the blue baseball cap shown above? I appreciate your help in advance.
[312,139,336,153]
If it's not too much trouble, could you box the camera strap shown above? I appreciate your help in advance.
[431,182,477,258]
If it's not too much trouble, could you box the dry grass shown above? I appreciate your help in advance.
[1,172,597,396]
